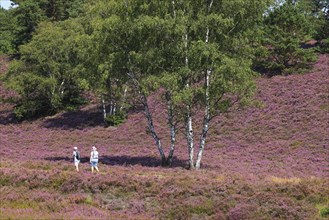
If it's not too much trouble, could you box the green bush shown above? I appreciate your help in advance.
[318,38,329,53]
[163,205,192,220]
[104,111,126,127]
[255,1,317,76]
[65,97,88,111]
[8,73,55,120]
[319,206,329,218]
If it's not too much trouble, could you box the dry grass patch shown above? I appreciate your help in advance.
[269,176,302,184]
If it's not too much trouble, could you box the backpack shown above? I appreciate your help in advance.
[76,151,80,160]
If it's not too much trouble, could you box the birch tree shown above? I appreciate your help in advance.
[158,0,270,169]
[87,0,270,168]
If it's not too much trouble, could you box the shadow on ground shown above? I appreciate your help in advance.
[0,109,16,125]
[101,155,187,168]
[44,156,72,162]
[42,108,104,130]
[45,155,187,168]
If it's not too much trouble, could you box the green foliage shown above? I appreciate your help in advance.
[104,111,126,127]
[84,195,93,205]
[11,0,47,47]
[64,96,88,112]
[256,1,318,75]
[316,203,329,218]
[8,72,55,120]
[190,201,215,215]
[4,20,88,120]
[298,0,329,40]
[164,205,192,220]
[80,0,270,168]
[0,8,16,54]
[6,0,86,50]
[318,38,329,53]
[89,0,266,113]
[4,0,131,120]
[319,206,329,218]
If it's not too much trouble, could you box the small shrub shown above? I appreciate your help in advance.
[84,195,93,205]
[163,205,192,220]
[0,174,13,186]
[104,111,126,127]
[318,205,329,218]
[190,201,215,216]
[51,173,68,189]
[65,96,88,111]
[290,141,303,149]
[320,104,329,111]
[318,38,329,53]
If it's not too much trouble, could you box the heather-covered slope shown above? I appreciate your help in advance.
[204,54,329,179]
[0,54,328,219]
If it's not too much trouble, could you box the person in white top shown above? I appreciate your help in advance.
[72,147,80,172]
[90,146,99,173]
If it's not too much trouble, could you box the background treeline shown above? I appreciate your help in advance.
[0,0,328,167]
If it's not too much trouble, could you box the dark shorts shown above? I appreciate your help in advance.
[90,161,98,167]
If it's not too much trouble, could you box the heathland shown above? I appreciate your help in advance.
[0,54,328,219]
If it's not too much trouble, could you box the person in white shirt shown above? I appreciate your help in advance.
[72,147,80,172]
[90,146,99,173]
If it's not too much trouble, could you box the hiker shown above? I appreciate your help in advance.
[90,146,99,173]
[73,147,80,172]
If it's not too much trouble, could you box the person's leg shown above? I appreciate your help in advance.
[95,162,99,172]
[74,162,79,172]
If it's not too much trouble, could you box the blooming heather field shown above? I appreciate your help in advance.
[0,54,328,219]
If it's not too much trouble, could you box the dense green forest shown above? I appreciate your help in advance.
[1,0,328,168]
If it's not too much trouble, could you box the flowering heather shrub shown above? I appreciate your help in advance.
[0,55,328,219]
[227,204,259,220]
[1,163,328,219]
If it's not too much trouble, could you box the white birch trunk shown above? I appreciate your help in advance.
[172,0,176,18]
[108,79,113,115]
[166,93,176,166]
[50,74,56,97]
[142,90,166,165]
[101,95,107,122]
[183,30,195,169]
[124,0,166,164]
[161,0,178,167]
[195,0,213,169]
[186,106,194,169]
[120,86,128,112]
[127,72,166,165]
[195,69,211,169]
[113,102,116,115]
[109,100,113,115]
[123,0,166,165]
[60,79,65,96]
